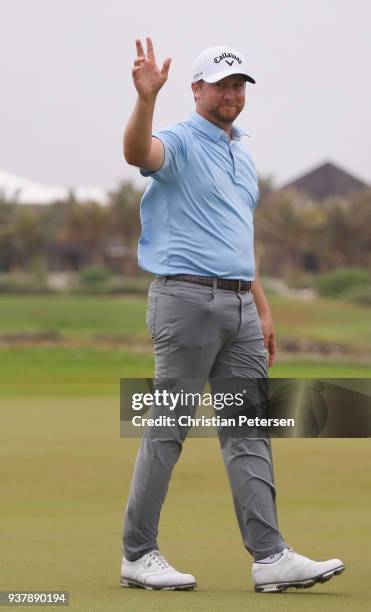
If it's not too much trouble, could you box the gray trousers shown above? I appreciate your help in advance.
[123,277,286,562]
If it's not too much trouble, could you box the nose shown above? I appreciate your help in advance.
[222,88,235,100]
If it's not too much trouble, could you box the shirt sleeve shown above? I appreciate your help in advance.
[140,124,188,183]
[252,186,260,210]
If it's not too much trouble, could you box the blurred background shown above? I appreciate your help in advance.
[0,1,370,610]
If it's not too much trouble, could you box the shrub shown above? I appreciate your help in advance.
[78,266,113,292]
[0,271,50,293]
[316,267,370,297]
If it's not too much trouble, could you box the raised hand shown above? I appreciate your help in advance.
[132,37,171,100]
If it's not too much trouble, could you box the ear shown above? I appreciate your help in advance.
[191,81,202,101]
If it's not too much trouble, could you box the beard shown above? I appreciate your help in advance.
[208,104,242,124]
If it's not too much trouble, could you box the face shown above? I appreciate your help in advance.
[192,74,246,127]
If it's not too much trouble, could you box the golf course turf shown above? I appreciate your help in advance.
[0,293,370,610]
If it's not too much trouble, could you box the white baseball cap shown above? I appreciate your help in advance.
[192,45,256,84]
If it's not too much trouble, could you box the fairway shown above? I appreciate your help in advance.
[0,293,371,355]
[0,293,370,611]
[1,397,370,611]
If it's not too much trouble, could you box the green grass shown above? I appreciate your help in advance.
[0,397,370,611]
[268,294,371,352]
[0,294,148,338]
[0,293,369,397]
[0,294,370,610]
[0,347,370,397]
[0,293,370,353]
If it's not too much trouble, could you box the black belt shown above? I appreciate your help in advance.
[164,274,251,292]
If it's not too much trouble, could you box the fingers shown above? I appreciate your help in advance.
[135,39,145,58]
[268,337,276,367]
[146,36,155,60]
[160,57,172,77]
[135,37,170,73]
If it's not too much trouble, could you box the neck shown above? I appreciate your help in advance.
[195,109,232,139]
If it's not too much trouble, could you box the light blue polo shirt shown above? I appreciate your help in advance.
[138,111,259,280]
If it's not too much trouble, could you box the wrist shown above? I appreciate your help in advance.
[137,92,158,104]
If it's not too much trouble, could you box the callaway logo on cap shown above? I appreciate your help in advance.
[192,45,256,84]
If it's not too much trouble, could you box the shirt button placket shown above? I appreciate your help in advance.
[228,142,237,179]
[230,145,241,182]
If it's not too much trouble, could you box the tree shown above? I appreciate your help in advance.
[107,181,142,246]
[13,207,43,268]
[321,190,371,268]
[0,195,18,271]
[255,189,326,277]
[55,192,110,267]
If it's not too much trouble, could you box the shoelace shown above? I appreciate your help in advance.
[284,547,294,560]
[147,550,171,569]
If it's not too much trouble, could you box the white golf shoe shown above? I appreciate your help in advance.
[120,550,196,590]
[252,547,345,593]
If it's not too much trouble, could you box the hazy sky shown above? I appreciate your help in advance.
[1,0,370,190]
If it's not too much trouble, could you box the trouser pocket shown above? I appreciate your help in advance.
[146,296,157,340]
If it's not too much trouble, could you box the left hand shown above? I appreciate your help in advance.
[259,313,276,367]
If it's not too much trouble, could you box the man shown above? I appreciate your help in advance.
[120,38,345,592]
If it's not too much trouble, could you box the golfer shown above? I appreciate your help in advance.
[120,37,345,592]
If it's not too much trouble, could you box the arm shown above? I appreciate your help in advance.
[251,265,276,367]
[124,38,171,170]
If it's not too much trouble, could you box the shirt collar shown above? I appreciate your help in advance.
[187,111,248,142]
